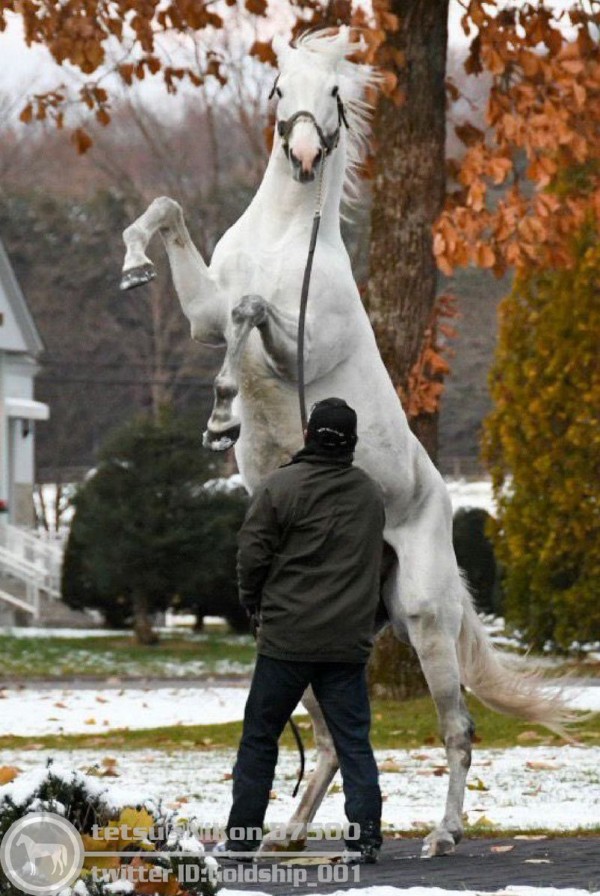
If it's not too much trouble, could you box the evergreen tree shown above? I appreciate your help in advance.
[482,233,600,649]
[62,411,247,643]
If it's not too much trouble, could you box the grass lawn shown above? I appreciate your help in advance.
[0,694,597,752]
[0,631,256,680]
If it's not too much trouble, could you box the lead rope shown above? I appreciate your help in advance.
[285,155,326,801]
[297,154,326,431]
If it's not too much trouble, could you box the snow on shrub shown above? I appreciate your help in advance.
[0,760,219,896]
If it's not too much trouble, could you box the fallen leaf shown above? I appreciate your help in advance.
[96,696,109,703]
[491,844,514,853]
[102,757,118,767]
[517,731,545,742]
[379,759,403,773]
[525,761,562,770]
[467,777,489,792]
[524,858,552,864]
[84,717,97,725]
[0,766,20,784]
[118,807,155,842]
[514,835,548,840]
[54,701,68,709]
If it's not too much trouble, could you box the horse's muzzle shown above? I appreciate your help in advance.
[289,148,322,184]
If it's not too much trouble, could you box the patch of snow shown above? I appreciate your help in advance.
[1,684,597,737]
[203,474,246,494]
[0,685,305,736]
[444,477,495,515]
[2,745,599,834]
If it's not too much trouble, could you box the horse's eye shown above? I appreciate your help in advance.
[276,87,283,98]
[331,85,339,97]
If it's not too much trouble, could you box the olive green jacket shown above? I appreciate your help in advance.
[237,448,385,663]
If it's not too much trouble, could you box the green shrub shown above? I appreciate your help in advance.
[482,235,600,649]
[62,410,248,641]
[452,507,500,615]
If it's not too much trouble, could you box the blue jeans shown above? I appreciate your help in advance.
[226,654,382,849]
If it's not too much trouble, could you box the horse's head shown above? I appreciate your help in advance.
[272,29,354,184]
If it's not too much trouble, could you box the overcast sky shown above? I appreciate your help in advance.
[0,3,472,109]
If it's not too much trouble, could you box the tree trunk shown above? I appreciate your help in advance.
[367,1,449,697]
[365,0,449,466]
[132,591,159,645]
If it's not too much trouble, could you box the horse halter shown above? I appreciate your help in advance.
[273,88,350,160]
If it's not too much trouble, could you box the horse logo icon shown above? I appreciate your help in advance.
[0,811,84,894]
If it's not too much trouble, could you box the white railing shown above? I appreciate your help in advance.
[0,523,63,616]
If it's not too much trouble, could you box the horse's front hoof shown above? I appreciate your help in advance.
[120,263,156,291]
[202,424,241,452]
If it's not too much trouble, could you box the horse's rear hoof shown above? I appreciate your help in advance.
[120,263,156,291]
[203,424,241,452]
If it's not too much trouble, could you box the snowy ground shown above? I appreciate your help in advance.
[0,685,598,738]
[445,478,495,515]
[1,743,600,835]
[221,889,597,896]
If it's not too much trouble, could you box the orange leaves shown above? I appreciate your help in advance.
[71,128,93,154]
[0,766,20,785]
[443,1,600,279]
[249,40,276,67]
[475,242,495,268]
[19,104,33,125]
[467,180,486,212]
[401,294,459,419]
[245,0,268,16]
[487,156,512,185]
[12,0,233,148]
[455,121,484,148]
[526,155,557,188]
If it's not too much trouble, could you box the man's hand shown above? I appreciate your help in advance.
[246,606,260,639]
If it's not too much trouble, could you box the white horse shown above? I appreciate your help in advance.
[120,28,573,857]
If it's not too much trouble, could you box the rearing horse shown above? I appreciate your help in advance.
[121,28,573,857]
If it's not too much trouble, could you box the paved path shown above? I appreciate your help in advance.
[214,837,600,893]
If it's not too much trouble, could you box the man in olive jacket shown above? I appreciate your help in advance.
[223,398,385,864]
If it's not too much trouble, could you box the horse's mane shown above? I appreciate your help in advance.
[288,28,380,207]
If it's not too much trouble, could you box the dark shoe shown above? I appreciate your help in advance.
[342,820,382,865]
[341,845,379,865]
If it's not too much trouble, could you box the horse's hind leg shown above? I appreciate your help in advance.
[204,295,268,450]
[407,609,475,857]
[386,522,475,858]
[258,686,339,853]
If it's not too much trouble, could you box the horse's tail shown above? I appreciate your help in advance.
[456,586,579,736]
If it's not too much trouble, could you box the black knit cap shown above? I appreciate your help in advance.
[306,397,358,452]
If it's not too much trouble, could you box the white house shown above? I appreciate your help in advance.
[0,239,49,527]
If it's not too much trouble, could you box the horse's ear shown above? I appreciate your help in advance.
[273,34,292,67]
[331,25,351,60]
